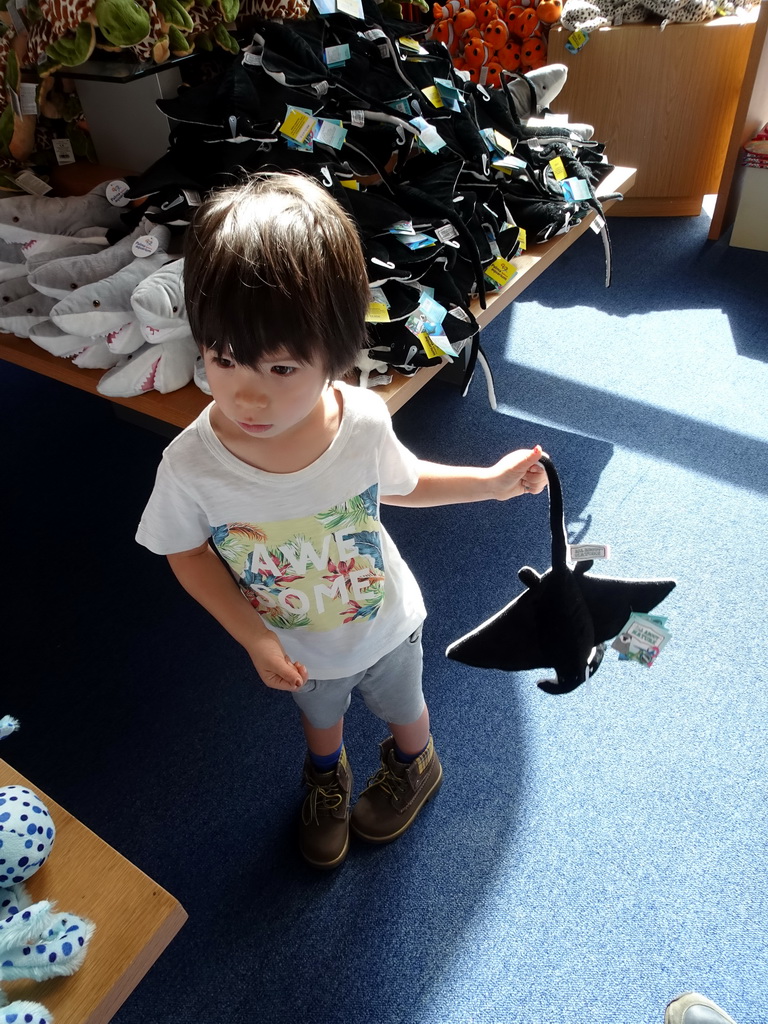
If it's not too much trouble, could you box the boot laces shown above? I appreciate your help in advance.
[302,778,343,826]
[366,762,407,802]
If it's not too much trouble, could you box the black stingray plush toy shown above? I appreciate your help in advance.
[445,455,676,694]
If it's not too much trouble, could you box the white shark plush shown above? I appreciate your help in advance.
[97,337,197,397]
[0,182,127,247]
[28,222,168,300]
[50,244,171,347]
[28,321,122,368]
[130,258,193,345]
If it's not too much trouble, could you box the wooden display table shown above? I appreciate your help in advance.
[0,759,187,1024]
[548,13,760,217]
[0,166,635,427]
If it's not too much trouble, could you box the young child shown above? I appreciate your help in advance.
[136,172,548,870]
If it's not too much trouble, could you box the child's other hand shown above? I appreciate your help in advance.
[249,634,309,691]
[488,445,548,500]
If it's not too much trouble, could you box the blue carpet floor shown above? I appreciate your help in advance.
[2,207,767,1024]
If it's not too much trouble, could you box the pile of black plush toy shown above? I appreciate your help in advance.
[125,0,620,391]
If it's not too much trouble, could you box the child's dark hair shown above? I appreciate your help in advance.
[183,172,370,379]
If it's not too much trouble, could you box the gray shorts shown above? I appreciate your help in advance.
[291,626,425,729]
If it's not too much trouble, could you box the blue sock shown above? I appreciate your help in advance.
[394,740,428,764]
[308,742,343,772]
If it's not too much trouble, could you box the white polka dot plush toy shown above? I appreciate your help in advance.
[0,716,96,1022]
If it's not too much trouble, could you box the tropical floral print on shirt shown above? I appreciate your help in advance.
[210,485,385,631]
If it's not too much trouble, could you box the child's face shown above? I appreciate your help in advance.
[203,347,330,442]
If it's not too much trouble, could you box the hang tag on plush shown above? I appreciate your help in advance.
[419,333,445,359]
[389,97,412,116]
[565,29,589,53]
[242,51,262,65]
[492,155,527,174]
[337,0,364,16]
[351,109,365,127]
[434,77,462,112]
[366,302,390,322]
[280,107,317,144]
[402,232,437,249]
[410,117,446,153]
[132,235,160,258]
[312,0,336,13]
[590,213,606,233]
[561,176,591,201]
[568,543,610,562]
[549,156,567,181]
[324,43,350,66]
[389,219,415,235]
[424,333,458,358]
[106,180,131,207]
[399,36,427,53]
[315,118,347,149]
[484,257,517,288]
[612,613,671,667]
[14,170,52,196]
[52,138,76,166]
[19,82,38,116]
[418,292,447,325]
[518,228,527,250]
[421,85,444,108]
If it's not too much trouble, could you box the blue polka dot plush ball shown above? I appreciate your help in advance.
[0,786,56,886]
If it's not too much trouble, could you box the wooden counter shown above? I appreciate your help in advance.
[0,759,187,1024]
[0,166,635,427]
[548,14,759,216]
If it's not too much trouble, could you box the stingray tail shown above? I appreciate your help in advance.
[539,454,568,570]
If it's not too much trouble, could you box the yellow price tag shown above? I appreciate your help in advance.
[419,333,443,359]
[421,85,444,108]
[549,156,567,181]
[340,179,360,190]
[569,29,587,48]
[280,109,316,143]
[485,257,517,288]
[365,302,390,323]
[399,36,422,50]
[493,130,514,153]
[518,228,527,251]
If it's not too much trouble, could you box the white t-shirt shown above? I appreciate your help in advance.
[136,382,427,679]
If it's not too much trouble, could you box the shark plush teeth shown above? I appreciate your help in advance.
[97,337,197,397]
[72,339,123,369]
[445,455,676,694]
[49,237,171,342]
[28,319,98,358]
[130,258,193,344]
[0,181,128,246]
[27,222,163,300]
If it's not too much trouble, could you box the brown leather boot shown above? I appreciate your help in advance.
[299,747,353,869]
[350,735,442,844]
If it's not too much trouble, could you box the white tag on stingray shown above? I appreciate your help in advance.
[568,543,611,562]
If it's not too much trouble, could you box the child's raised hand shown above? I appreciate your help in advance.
[488,445,548,500]
[248,633,309,691]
